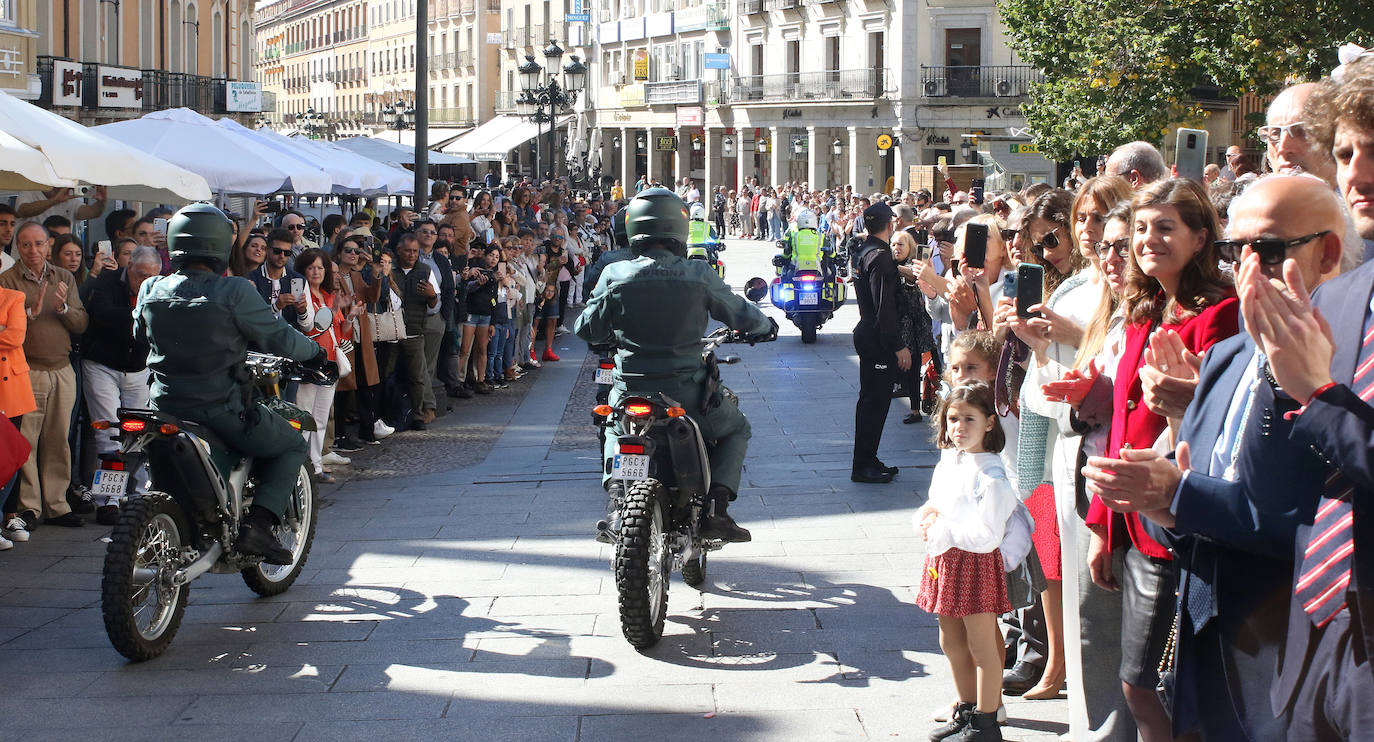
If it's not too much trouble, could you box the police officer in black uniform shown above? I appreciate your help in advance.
[850,202,910,484]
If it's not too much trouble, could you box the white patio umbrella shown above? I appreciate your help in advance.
[0,129,76,192]
[292,136,418,196]
[0,90,210,203]
[214,117,341,194]
[96,108,332,196]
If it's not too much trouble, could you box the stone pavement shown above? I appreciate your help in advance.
[0,238,1068,741]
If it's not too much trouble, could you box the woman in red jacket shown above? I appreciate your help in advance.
[1086,178,1238,742]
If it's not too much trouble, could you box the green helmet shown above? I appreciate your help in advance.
[626,187,688,257]
[168,202,235,271]
[611,206,630,249]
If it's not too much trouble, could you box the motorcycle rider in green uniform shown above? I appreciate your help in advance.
[685,201,722,269]
[133,203,329,565]
[575,187,776,543]
[774,208,832,278]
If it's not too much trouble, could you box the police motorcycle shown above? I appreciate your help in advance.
[591,297,770,648]
[763,209,846,343]
[686,202,726,279]
[98,312,338,662]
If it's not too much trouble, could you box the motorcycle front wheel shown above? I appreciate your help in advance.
[101,492,190,661]
[616,478,670,649]
[242,464,318,596]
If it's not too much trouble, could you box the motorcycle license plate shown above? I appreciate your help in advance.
[92,469,129,499]
[612,454,650,481]
[800,292,819,306]
[595,367,614,385]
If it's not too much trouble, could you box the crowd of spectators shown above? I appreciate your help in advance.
[0,176,619,545]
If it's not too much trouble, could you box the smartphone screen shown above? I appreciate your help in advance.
[964,224,989,270]
[97,240,112,257]
[153,218,168,235]
[1016,263,1045,319]
[937,155,947,167]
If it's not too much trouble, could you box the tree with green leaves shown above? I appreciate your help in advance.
[996,0,1368,160]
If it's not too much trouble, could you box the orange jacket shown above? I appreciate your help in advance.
[0,288,36,418]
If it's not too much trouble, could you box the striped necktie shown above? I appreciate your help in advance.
[1294,321,1374,626]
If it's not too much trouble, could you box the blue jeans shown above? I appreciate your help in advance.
[769,215,782,241]
[487,322,511,379]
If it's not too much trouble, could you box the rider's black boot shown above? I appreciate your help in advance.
[595,482,625,544]
[237,506,295,565]
[699,485,751,543]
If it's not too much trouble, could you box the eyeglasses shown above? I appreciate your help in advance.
[999,228,1019,242]
[1031,230,1060,253]
[1092,239,1132,260]
[416,229,437,235]
[1256,122,1307,144]
[270,248,292,256]
[285,224,305,230]
[1214,231,1330,265]
[342,247,366,255]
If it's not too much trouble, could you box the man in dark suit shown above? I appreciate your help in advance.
[850,202,910,484]
[1082,174,1348,740]
[391,233,438,429]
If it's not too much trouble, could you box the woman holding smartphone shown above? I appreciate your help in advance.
[288,248,360,483]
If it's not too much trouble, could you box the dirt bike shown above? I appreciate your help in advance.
[97,351,335,661]
[592,335,744,649]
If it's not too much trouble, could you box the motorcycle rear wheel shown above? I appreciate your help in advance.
[101,492,190,662]
[616,479,669,649]
[242,464,318,596]
[681,545,708,587]
[798,314,819,344]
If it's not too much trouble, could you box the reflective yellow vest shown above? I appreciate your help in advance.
[688,220,711,245]
[791,229,821,271]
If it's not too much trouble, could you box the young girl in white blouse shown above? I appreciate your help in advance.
[916,380,1018,742]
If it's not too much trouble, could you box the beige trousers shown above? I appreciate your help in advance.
[17,365,76,518]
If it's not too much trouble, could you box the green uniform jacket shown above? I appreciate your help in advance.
[135,270,321,412]
[574,248,770,385]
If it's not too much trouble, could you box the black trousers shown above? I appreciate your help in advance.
[852,340,894,471]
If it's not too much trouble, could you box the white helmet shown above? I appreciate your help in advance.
[796,209,818,231]
[689,202,707,221]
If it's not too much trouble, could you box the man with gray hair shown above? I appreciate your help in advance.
[1261,83,1338,184]
[79,244,161,523]
[1105,141,1168,188]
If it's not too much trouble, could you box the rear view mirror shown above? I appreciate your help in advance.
[744,277,768,303]
[312,306,333,333]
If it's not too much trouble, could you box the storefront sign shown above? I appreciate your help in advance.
[1009,142,1040,154]
[618,83,645,107]
[925,133,950,145]
[876,134,894,151]
[51,59,83,106]
[675,106,702,126]
[98,66,143,108]
[676,6,709,32]
[655,136,678,152]
[986,106,1021,119]
[612,111,633,121]
[645,11,673,37]
[225,81,262,112]
[632,50,649,81]
[781,108,804,119]
[567,12,590,22]
[486,32,502,44]
[703,53,730,70]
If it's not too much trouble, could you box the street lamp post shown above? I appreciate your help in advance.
[386,100,415,143]
[517,42,586,181]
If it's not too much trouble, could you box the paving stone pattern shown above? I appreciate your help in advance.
[0,240,1067,741]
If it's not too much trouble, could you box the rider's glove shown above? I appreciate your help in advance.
[771,255,787,268]
[746,317,780,345]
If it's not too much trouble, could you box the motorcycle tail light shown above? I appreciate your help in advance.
[119,419,147,433]
[666,407,687,418]
[102,460,126,471]
[593,404,614,417]
[599,361,614,369]
[798,275,819,282]
[624,401,655,418]
[620,443,646,454]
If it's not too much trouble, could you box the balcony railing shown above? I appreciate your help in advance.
[766,0,799,9]
[459,0,475,13]
[919,65,1042,98]
[36,57,245,115]
[530,23,546,46]
[731,68,885,103]
[494,90,519,112]
[738,0,763,13]
[645,80,702,106]
[457,50,473,68]
[430,106,473,124]
[487,0,500,11]
[503,28,530,47]
[706,4,730,28]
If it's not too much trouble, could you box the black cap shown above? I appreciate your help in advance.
[863,202,895,224]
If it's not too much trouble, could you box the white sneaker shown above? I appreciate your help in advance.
[1,517,29,543]
[321,451,351,466]
[0,533,11,550]
[373,420,395,439]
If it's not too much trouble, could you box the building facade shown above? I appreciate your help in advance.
[19,0,259,123]
[254,0,371,137]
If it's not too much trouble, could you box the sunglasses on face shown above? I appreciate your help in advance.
[271,248,292,256]
[1214,231,1329,265]
[1092,239,1131,260]
[285,224,305,230]
[1031,230,1060,253]
[342,247,366,255]
[1257,122,1307,144]
[999,228,1018,242]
